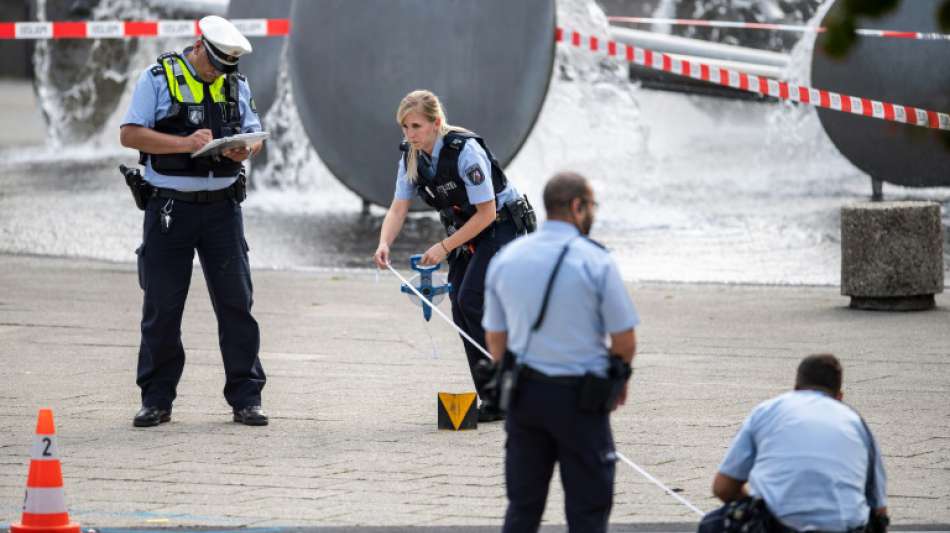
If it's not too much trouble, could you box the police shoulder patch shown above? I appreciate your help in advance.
[465,164,485,185]
[149,65,164,76]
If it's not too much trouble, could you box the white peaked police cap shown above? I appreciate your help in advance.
[198,15,252,73]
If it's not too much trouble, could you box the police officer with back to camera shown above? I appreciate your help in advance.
[700,353,889,533]
[119,15,268,427]
[373,89,536,422]
[482,171,639,532]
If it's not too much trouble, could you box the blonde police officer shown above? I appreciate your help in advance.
[119,16,268,427]
[374,90,534,422]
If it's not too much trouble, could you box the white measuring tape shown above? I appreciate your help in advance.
[385,261,706,516]
[387,262,493,361]
[616,451,706,516]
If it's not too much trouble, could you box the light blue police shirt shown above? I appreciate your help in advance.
[482,220,639,377]
[393,134,519,209]
[120,47,262,192]
[719,390,888,531]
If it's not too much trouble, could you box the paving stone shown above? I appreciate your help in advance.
[0,255,947,527]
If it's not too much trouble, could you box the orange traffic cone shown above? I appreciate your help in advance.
[10,409,80,533]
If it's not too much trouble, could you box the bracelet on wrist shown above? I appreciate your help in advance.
[440,240,450,254]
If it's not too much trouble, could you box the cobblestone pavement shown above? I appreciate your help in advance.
[0,254,948,529]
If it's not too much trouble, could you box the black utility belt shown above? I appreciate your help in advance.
[498,195,537,234]
[154,185,236,204]
[520,366,583,387]
[119,164,248,210]
[442,195,537,237]
[521,357,631,413]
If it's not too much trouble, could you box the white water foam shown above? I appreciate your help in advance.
[3,0,947,285]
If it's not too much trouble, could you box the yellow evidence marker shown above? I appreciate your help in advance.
[437,392,478,431]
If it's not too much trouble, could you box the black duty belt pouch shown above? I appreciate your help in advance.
[521,195,537,233]
[722,496,779,533]
[578,355,631,413]
[578,373,612,413]
[502,195,537,235]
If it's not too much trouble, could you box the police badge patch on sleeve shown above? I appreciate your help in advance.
[465,164,485,185]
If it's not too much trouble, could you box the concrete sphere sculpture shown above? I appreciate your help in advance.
[812,0,950,188]
[287,0,556,208]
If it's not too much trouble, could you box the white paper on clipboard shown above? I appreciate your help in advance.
[191,132,269,158]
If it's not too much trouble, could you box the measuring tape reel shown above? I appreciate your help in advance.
[400,254,452,322]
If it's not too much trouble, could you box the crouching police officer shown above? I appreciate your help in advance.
[701,354,888,533]
[119,15,267,427]
[483,172,640,532]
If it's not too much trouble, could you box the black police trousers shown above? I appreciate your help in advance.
[135,196,265,411]
[503,377,616,533]
[447,218,519,398]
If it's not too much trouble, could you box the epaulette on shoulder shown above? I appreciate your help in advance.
[156,51,179,63]
[447,136,467,151]
[445,130,480,151]
[149,65,164,76]
[582,236,607,251]
[234,72,247,81]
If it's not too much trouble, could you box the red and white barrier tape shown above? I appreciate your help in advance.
[608,16,950,41]
[557,27,950,131]
[0,18,290,39]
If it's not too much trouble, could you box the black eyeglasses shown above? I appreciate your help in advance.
[577,197,598,209]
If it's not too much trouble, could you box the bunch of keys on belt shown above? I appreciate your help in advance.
[160,199,174,234]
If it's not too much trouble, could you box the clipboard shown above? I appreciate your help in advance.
[191,131,269,158]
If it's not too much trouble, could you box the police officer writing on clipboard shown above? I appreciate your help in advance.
[483,172,639,533]
[119,16,268,427]
[373,90,536,422]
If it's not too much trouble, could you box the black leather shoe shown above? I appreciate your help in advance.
[133,406,171,427]
[478,404,505,423]
[233,405,268,426]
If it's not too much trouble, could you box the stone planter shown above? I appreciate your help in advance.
[841,201,944,311]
